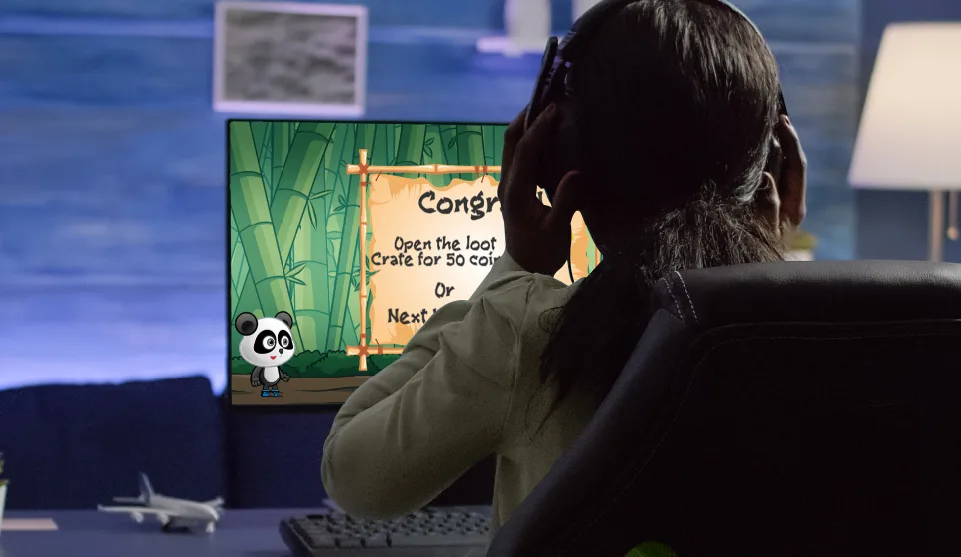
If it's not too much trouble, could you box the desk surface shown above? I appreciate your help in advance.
[0,509,307,557]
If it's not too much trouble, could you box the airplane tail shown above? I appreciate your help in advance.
[138,472,155,503]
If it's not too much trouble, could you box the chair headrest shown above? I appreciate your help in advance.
[653,260,961,329]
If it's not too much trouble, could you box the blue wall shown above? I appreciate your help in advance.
[855,0,961,262]
[1,0,509,29]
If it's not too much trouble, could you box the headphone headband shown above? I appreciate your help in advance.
[525,0,786,130]
[560,0,764,63]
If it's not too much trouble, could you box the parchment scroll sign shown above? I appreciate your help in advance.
[345,149,599,371]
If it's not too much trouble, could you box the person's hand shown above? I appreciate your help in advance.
[775,115,806,230]
[498,105,583,276]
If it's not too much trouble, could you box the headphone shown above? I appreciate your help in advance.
[525,0,789,203]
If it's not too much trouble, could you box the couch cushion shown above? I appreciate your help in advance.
[0,376,224,509]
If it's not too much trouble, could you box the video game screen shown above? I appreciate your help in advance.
[228,120,601,405]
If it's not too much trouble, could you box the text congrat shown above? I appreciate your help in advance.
[416,190,500,221]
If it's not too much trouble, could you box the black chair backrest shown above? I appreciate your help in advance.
[487,261,961,557]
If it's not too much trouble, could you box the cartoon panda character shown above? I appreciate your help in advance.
[235,311,295,397]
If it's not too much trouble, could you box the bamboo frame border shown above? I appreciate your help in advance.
[344,149,502,371]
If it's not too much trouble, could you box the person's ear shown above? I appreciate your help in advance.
[761,168,807,239]
[773,115,807,231]
[777,169,806,233]
[756,171,782,235]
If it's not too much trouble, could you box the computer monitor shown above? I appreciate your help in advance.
[227,120,600,406]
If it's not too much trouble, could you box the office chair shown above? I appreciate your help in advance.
[487,261,961,557]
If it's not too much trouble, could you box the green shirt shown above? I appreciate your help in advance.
[321,254,601,534]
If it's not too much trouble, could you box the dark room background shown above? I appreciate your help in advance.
[0,0,958,509]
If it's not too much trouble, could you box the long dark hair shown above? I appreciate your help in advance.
[539,0,785,404]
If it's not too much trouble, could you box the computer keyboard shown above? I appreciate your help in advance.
[280,506,492,556]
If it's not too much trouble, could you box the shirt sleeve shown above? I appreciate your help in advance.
[469,252,526,302]
[325,252,529,418]
[321,272,534,520]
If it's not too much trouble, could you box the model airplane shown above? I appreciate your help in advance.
[97,472,224,533]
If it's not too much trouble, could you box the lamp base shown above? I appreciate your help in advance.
[0,484,6,538]
[930,190,945,262]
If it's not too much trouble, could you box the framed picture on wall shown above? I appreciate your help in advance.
[213,1,368,117]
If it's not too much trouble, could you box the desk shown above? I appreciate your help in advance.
[0,509,307,557]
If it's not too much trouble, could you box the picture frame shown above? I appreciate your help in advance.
[213,1,368,117]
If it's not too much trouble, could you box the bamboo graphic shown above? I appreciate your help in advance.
[327,125,373,351]
[232,123,335,333]
[455,125,486,180]
[271,123,337,258]
[394,124,427,178]
[271,122,290,199]
[228,122,302,348]
[290,126,338,352]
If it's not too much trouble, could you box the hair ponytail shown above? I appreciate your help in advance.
[538,189,784,405]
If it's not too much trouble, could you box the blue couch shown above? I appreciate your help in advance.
[0,377,225,509]
[0,377,493,509]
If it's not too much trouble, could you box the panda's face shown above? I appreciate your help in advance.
[238,317,295,367]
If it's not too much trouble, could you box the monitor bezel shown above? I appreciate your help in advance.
[225,118,510,412]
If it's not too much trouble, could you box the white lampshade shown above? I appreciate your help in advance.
[848,23,961,190]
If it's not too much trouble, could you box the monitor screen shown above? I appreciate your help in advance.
[228,120,600,406]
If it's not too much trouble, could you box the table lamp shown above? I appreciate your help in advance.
[848,22,961,262]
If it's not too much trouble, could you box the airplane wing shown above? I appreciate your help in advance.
[203,498,224,508]
[97,505,184,517]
